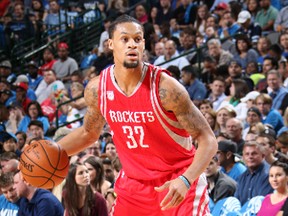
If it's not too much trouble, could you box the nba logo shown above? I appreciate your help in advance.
[107,91,114,100]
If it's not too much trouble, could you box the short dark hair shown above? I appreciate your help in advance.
[181,65,197,78]
[28,120,44,130]
[108,15,144,39]
[0,172,14,188]
[263,56,278,69]
[270,160,288,175]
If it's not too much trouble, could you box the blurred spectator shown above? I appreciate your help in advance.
[6,103,25,134]
[194,5,209,36]
[14,74,37,101]
[13,82,31,113]
[0,104,9,132]
[279,33,288,60]
[0,172,20,215]
[247,0,260,22]
[173,0,198,29]
[207,77,227,110]
[240,91,260,109]
[218,11,240,39]
[255,93,284,133]
[106,0,127,20]
[225,118,245,155]
[234,34,259,69]
[215,107,237,135]
[5,2,35,49]
[155,0,173,26]
[0,87,14,108]
[85,141,101,157]
[0,131,19,156]
[17,101,50,134]
[98,18,111,55]
[203,110,218,133]
[35,69,65,104]
[154,40,190,70]
[235,142,274,205]
[267,70,288,114]
[274,5,288,32]
[181,65,207,106]
[237,10,262,45]
[242,106,262,139]
[257,36,272,65]
[268,44,286,64]
[255,0,278,32]
[39,47,57,75]
[15,131,26,151]
[205,155,237,203]
[102,157,115,186]
[278,107,288,136]
[13,172,64,216]
[26,120,50,143]
[199,100,213,114]
[62,162,108,216]
[217,140,247,181]
[154,41,165,58]
[44,0,66,36]
[0,60,15,82]
[134,4,148,24]
[26,60,43,91]
[276,131,288,155]
[52,42,78,84]
[93,39,113,75]
[257,160,288,216]
[180,27,197,62]
[104,142,117,161]
[83,156,111,195]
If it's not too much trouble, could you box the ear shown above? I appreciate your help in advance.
[226,151,233,159]
[108,39,113,51]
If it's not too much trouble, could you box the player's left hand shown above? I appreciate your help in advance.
[154,178,189,211]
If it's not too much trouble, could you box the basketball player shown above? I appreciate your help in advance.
[59,15,217,215]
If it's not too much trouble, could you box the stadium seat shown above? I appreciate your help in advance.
[211,197,241,216]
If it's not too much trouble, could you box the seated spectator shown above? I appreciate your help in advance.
[5,102,24,135]
[255,93,284,133]
[205,155,237,203]
[206,77,227,111]
[203,110,218,134]
[26,120,51,144]
[237,10,262,45]
[180,65,207,106]
[215,107,237,135]
[255,0,278,32]
[13,82,31,114]
[39,47,57,75]
[242,106,262,139]
[0,151,19,173]
[240,91,260,109]
[15,131,26,151]
[218,11,240,39]
[26,61,43,91]
[219,79,250,121]
[154,40,190,70]
[235,141,274,205]
[256,132,278,165]
[0,131,21,156]
[17,101,50,134]
[257,160,288,216]
[217,140,247,181]
[93,39,114,75]
[104,142,117,161]
[0,172,20,215]
[278,107,288,136]
[267,70,288,114]
[279,33,288,59]
[102,157,115,186]
[52,42,78,84]
[62,162,108,216]
[256,36,271,66]
[276,131,288,155]
[35,69,65,104]
[274,5,288,32]
[234,34,259,70]
[13,74,37,101]
[13,172,64,216]
[199,100,213,115]
[83,156,111,195]
[225,118,245,155]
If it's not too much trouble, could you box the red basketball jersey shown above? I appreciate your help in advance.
[98,63,196,180]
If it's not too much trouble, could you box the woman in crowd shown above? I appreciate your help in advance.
[104,142,117,161]
[83,156,111,195]
[63,162,108,216]
[204,110,218,134]
[257,36,271,65]
[258,160,288,216]
[194,5,209,36]
[247,0,260,22]
[215,106,237,135]
[234,34,259,70]
[17,101,49,134]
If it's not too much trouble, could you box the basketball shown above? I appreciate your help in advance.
[19,139,69,189]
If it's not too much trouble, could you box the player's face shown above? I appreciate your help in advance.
[75,165,90,187]
[108,22,145,69]
[1,184,19,203]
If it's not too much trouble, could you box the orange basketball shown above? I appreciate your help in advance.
[19,139,69,189]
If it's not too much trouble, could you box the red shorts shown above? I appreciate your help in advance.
[110,169,210,216]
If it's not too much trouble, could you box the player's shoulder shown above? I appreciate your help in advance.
[84,75,101,106]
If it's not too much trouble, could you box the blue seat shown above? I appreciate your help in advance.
[240,196,264,216]
[211,197,241,216]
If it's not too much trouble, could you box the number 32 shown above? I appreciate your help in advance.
[122,126,149,149]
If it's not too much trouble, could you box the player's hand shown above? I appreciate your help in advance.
[154,178,189,211]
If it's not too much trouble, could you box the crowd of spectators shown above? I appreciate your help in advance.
[0,0,288,215]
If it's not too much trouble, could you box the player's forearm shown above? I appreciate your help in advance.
[58,127,99,156]
[183,133,217,183]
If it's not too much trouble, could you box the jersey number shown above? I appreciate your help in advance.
[122,126,149,149]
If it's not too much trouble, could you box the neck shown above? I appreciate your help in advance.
[27,187,37,201]
[114,63,143,96]
[276,187,288,197]
[265,154,277,165]
[223,161,235,173]
[207,172,218,184]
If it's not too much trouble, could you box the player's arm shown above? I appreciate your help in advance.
[155,73,218,210]
[58,77,106,156]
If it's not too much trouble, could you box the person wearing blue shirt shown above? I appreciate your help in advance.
[217,140,247,181]
[181,65,207,106]
[235,142,274,205]
[0,172,20,216]
[13,172,64,216]
[26,61,43,91]
[218,11,240,39]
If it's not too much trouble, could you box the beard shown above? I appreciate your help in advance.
[123,60,139,68]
